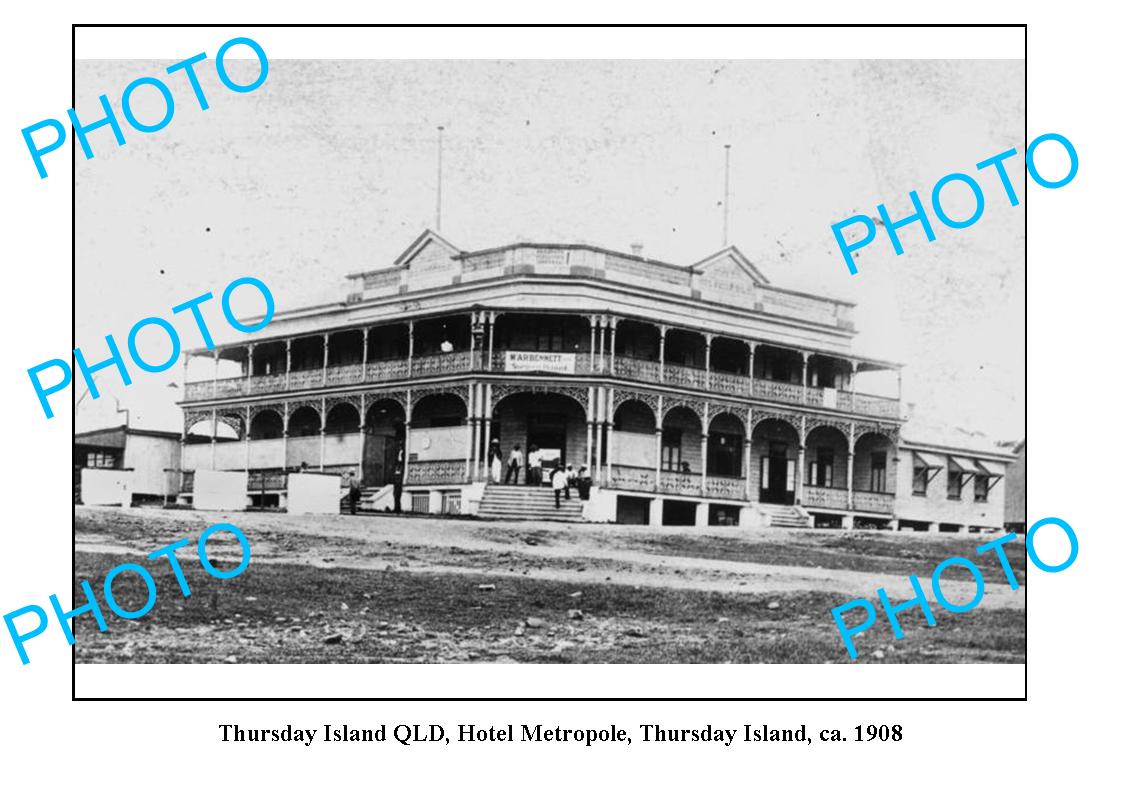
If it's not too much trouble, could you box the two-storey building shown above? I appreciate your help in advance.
[179,229,912,528]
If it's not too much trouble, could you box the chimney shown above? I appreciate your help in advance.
[630,242,644,257]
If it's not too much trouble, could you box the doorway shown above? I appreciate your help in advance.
[760,442,795,504]
[527,413,567,480]
[363,402,405,487]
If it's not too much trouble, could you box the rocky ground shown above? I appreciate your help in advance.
[73,506,1026,664]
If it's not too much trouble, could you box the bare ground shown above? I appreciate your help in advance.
[73,506,1026,664]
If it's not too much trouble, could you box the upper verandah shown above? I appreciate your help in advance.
[345,230,856,333]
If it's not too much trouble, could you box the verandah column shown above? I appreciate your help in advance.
[795,416,807,505]
[464,382,476,482]
[321,333,330,387]
[593,386,603,484]
[407,320,415,377]
[703,334,712,390]
[605,387,615,484]
[700,401,710,495]
[319,396,326,472]
[246,344,254,394]
[210,407,217,469]
[585,386,595,475]
[361,328,369,382]
[243,405,250,474]
[846,421,856,510]
[654,395,664,492]
[356,395,367,482]
[747,342,756,397]
[743,407,753,501]
[403,388,413,485]
[482,383,493,480]
[608,316,617,375]
[486,311,497,371]
[285,338,292,390]
[281,402,289,471]
[658,325,667,383]
[800,351,808,404]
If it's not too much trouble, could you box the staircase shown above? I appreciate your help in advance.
[477,484,585,522]
[758,503,811,528]
[339,485,394,513]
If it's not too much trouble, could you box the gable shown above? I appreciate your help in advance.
[692,249,766,306]
[406,238,458,274]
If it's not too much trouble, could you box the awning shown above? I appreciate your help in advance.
[975,459,1003,481]
[949,456,981,474]
[912,451,943,470]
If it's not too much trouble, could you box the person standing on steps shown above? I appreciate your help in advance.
[488,438,503,483]
[564,463,576,500]
[504,444,523,484]
[527,444,542,486]
[550,465,567,509]
[577,465,592,501]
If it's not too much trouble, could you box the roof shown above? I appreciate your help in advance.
[900,418,1015,462]
[74,425,181,448]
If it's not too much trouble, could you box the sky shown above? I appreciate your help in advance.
[75,58,1025,441]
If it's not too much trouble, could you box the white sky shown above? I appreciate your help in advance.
[75,59,1024,441]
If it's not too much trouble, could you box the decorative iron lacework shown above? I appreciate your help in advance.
[610,388,661,416]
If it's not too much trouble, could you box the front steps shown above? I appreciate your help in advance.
[758,503,811,528]
[477,484,585,522]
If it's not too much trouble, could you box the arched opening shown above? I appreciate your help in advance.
[492,391,588,484]
[707,412,746,478]
[288,406,321,437]
[249,409,284,440]
[185,418,239,443]
[324,402,361,435]
[363,399,406,487]
[611,399,657,471]
[854,432,895,493]
[804,425,849,490]
[752,418,799,504]
[410,393,469,479]
[661,405,702,474]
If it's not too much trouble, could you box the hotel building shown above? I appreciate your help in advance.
[177,229,1009,530]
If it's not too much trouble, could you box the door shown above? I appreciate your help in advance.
[363,423,404,487]
[760,442,795,504]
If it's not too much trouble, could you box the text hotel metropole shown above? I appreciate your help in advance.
[176,229,1010,531]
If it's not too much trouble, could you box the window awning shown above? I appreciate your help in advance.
[975,459,1004,481]
[949,456,981,474]
[912,451,943,470]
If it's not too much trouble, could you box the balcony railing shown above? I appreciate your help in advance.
[407,459,467,485]
[852,490,894,514]
[803,484,849,510]
[610,465,747,500]
[183,348,899,421]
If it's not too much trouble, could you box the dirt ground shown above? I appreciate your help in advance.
[73,506,1026,664]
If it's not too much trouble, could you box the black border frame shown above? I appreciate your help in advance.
[72,20,1033,700]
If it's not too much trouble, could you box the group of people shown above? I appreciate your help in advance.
[490,440,592,509]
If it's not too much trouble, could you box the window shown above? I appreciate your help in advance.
[974,475,989,503]
[912,467,928,496]
[661,429,682,471]
[947,468,963,500]
[870,451,887,492]
[86,451,116,469]
[811,447,834,487]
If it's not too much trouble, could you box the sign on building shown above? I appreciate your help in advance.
[504,351,576,374]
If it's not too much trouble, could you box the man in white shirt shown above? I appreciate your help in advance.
[504,444,524,484]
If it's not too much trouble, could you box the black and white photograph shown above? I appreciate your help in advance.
[71,51,1027,672]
